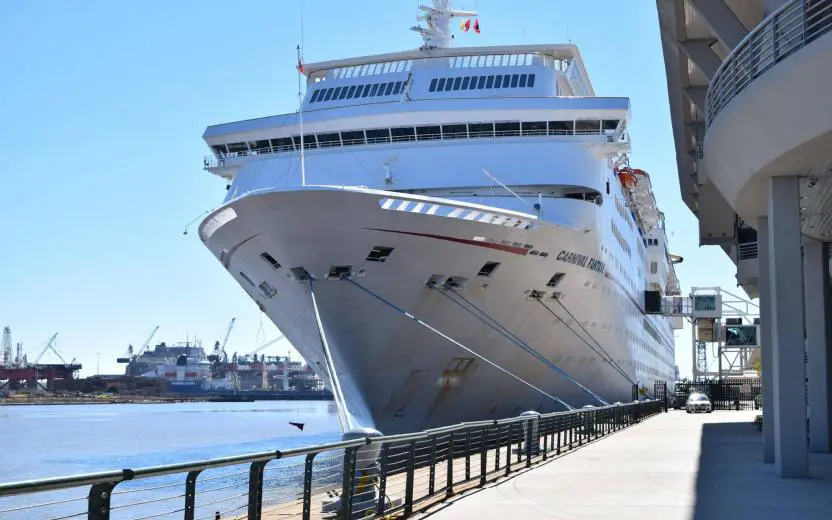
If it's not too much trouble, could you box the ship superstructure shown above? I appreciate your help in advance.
[197,1,681,434]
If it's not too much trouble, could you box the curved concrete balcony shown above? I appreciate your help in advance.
[703,0,832,241]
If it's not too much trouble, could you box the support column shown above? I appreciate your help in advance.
[768,176,809,478]
[803,238,832,453]
[757,216,775,463]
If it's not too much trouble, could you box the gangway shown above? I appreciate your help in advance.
[645,286,760,381]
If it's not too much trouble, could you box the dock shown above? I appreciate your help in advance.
[421,411,832,520]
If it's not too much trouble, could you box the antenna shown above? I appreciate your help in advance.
[297,45,307,187]
[413,1,478,49]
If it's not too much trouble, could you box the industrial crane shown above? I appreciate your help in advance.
[209,318,236,364]
[117,326,160,364]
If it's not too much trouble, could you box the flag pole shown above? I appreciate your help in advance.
[297,44,306,187]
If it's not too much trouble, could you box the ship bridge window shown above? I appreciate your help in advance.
[521,121,547,136]
[416,125,441,140]
[227,142,248,154]
[575,120,602,134]
[317,133,340,147]
[442,124,467,139]
[366,129,391,143]
[468,122,494,138]
[549,121,574,135]
[495,122,520,136]
[602,119,620,132]
[341,130,366,146]
[300,134,317,149]
[391,127,415,142]
[272,137,294,152]
[212,118,613,163]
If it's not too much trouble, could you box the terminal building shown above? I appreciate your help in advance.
[656,0,832,477]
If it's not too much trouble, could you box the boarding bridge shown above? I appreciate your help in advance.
[645,287,760,381]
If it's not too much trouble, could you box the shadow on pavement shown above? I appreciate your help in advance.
[693,420,832,520]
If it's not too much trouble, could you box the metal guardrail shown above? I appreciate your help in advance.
[706,0,832,126]
[0,401,662,520]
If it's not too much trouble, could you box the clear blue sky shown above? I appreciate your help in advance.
[0,0,742,379]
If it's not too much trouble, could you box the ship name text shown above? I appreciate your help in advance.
[555,250,605,274]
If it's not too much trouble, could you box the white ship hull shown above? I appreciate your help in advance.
[201,186,675,434]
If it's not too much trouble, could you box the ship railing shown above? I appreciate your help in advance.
[203,127,615,169]
[0,400,663,520]
[706,0,832,127]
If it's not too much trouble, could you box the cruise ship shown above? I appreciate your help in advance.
[197,1,681,434]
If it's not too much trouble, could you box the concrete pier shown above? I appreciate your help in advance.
[420,412,832,520]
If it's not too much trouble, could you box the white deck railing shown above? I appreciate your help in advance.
[706,0,832,126]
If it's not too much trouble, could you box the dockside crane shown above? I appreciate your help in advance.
[118,326,160,364]
[209,318,236,364]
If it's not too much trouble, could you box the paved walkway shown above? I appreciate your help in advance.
[418,411,832,520]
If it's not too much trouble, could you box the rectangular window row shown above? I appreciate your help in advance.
[428,73,535,93]
[310,81,404,103]
[449,54,535,68]
[210,119,619,159]
[328,60,412,80]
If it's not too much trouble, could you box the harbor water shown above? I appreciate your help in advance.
[0,401,342,518]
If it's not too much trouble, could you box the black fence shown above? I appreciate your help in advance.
[0,401,663,520]
[672,379,762,410]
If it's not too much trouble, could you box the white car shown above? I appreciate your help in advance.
[686,393,713,413]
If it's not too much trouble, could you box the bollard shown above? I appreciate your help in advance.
[322,427,384,518]
[516,411,541,459]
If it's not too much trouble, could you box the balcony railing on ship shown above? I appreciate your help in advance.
[204,119,625,169]
[706,0,832,126]
[0,401,662,520]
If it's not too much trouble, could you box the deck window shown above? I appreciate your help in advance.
[522,121,547,135]
[468,122,494,138]
[310,90,321,102]
[416,125,441,140]
[391,126,416,142]
[384,83,395,95]
[548,121,574,135]
[476,76,486,89]
[341,130,366,146]
[365,128,391,143]
[437,78,446,91]
[495,122,520,136]
[527,74,536,87]
[317,133,340,147]
[602,119,620,132]
[575,120,601,133]
[485,76,494,88]
[429,78,438,92]
[442,124,467,139]
[452,77,462,90]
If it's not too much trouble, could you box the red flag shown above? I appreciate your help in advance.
[296,58,304,74]
[460,18,470,32]
[474,18,480,34]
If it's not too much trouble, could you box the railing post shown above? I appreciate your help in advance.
[464,429,472,481]
[341,447,358,520]
[404,440,416,516]
[88,481,119,520]
[184,470,202,520]
[247,460,268,520]
[428,436,437,495]
[301,453,316,520]
[479,427,488,486]
[446,432,455,497]
[375,444,390,517]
